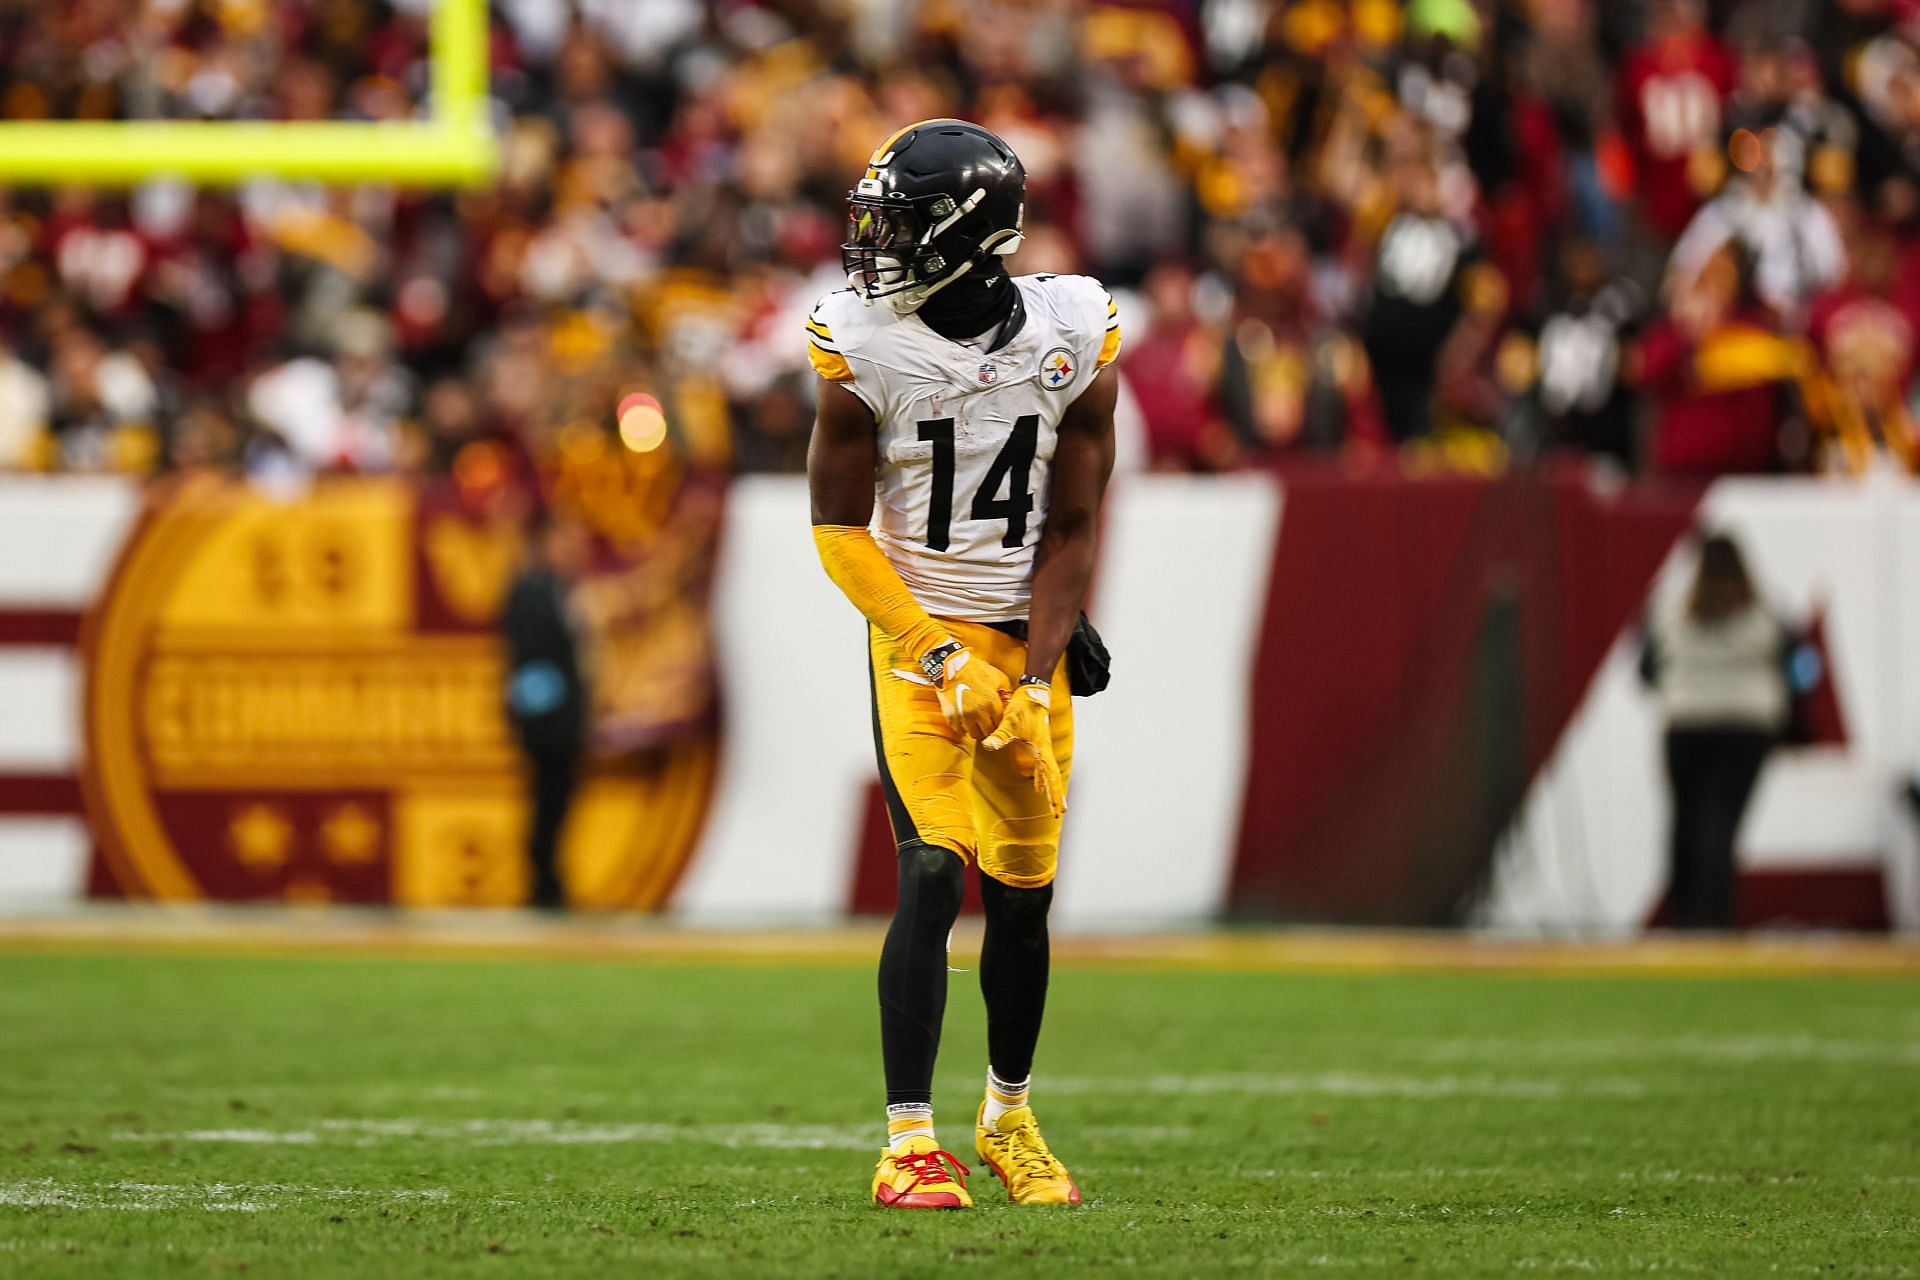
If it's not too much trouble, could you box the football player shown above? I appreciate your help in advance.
[807,120,1120,1209]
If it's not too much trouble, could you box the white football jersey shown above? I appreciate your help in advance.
[807,273,1121,622]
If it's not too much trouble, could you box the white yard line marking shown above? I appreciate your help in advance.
[1408,1035,1920,1067]
[112,1119,1193,1151]
[113,1122,867,1150]
[0,1179,452,1213]
[129,1129,320,1144]
[1045,1072,1651,1099]
[1235,1167,1920,1186]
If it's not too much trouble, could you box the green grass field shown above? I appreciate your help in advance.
[1,944,1917,1277]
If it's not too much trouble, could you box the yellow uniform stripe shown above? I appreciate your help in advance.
[805,318,835,343]
[869,117,950,167]
[1096,324,1123,370]
[808,342,855,383]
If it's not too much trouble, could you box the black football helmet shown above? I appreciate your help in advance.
[842,119,1026,313]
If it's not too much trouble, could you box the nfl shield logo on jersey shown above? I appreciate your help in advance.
[1040,346,1076,391]
[978,362,997,385]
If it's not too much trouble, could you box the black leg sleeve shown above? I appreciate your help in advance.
[878,841,966,1106]
[978,871,1053,1083]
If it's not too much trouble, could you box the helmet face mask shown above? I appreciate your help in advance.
[841,120,1026,315]
[843,196,934,309]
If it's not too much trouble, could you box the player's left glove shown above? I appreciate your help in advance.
[920,641,1013,742]
[981,678,1065,818]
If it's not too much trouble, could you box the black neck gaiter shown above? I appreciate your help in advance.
[916,266,1016,344]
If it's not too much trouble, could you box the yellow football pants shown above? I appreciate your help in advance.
[867,619,1074,888]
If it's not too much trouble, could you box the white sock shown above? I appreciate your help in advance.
[886,1102,934,1151]
[982,1068,1030,1128]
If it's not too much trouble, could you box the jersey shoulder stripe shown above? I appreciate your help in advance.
[808,343,855,383]
[1094,283,1122,368]
[806,290,867,383]
[1021,273,1115,328]
[1020,273,1123,371]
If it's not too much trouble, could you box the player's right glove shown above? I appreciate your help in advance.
[919,640,1013,742]
[981,678,1065,818]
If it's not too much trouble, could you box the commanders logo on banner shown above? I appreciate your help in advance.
[80,472,718,909]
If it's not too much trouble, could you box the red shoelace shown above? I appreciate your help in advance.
[893,1148,970,1189]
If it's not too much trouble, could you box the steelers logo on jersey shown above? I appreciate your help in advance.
[1040,346,1077,392]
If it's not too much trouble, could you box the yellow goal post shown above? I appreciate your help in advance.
[0,0,495,187]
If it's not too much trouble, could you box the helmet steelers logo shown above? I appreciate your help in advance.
[1040,347,1077,391]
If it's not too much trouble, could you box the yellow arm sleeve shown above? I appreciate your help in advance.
[812,525,951,661]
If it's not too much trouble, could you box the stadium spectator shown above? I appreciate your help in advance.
[1806,221,1920,474]
[1643,532,1792,931]
[1220,220,1389,458]
[0,334,50,469]
[1521,238,1647,468]
[46,320,160,472]
[1359,133,1486,443]
[1617,0,1740,244]
[244,307,412,474]
[1641,241,1809,476]
[1123,260,1239,471]
[1667,126,1846,320]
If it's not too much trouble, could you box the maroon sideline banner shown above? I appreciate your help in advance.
[1228,471,1700,924]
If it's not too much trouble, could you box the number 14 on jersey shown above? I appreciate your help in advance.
[917,414,1038,551]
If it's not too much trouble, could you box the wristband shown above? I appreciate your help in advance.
[1018,673,1050,689]
[920,640,963,684]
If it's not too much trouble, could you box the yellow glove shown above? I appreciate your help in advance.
[981,680,1065,817]
[922,641,1013,741]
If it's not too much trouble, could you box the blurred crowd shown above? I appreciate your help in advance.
[3,0,1920,484]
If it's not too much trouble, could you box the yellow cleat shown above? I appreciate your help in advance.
[974,1102,1082,1205]
[871,1137,973,1210]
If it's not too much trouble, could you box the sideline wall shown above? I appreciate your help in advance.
[0,473,1913,930]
